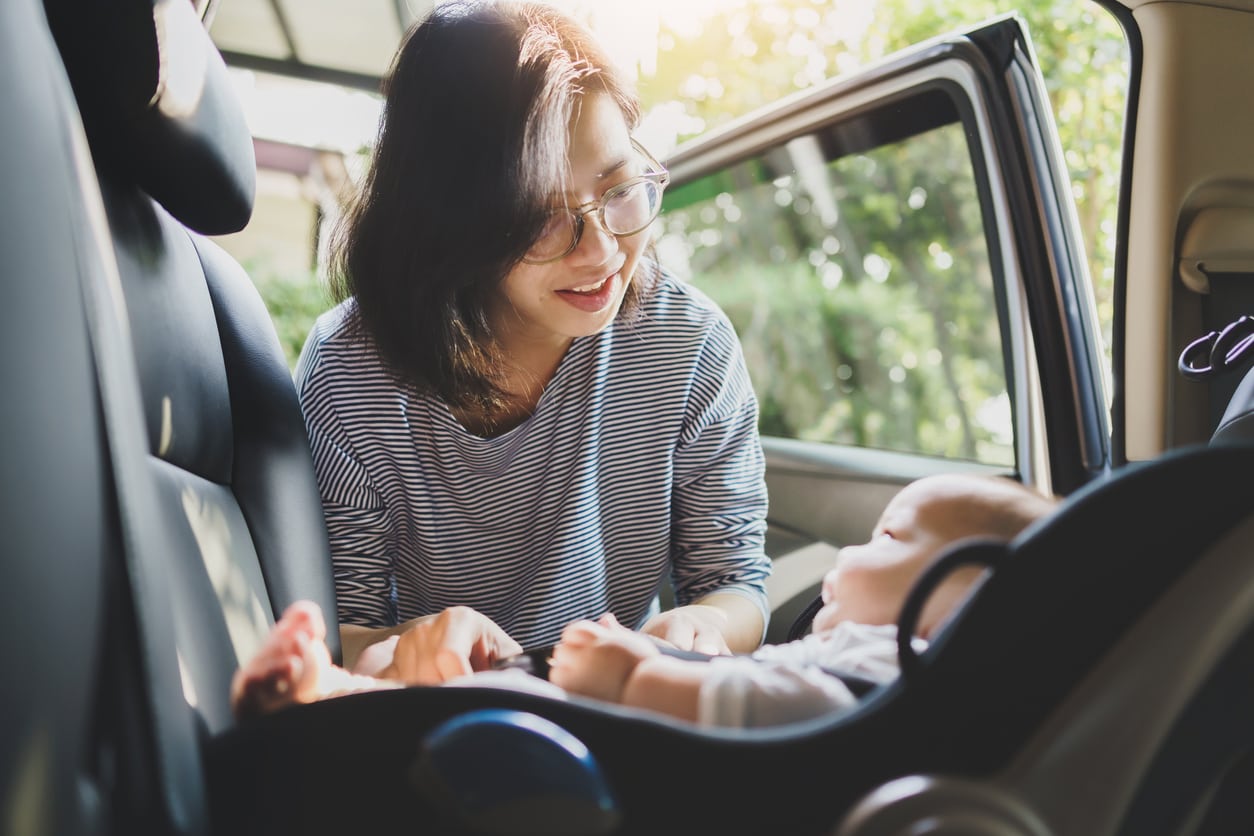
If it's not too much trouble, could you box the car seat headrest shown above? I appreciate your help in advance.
[44,0,255,235]
[1212,363,1254,445]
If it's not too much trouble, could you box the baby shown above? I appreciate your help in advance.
[546,472,1056,727]
[232,473,1055,727]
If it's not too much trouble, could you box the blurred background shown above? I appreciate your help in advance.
[206,0,1127,409]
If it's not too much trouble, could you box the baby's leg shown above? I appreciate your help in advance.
[232,601,403,720]
[231,601,334,718]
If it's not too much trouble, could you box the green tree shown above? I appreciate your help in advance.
[640,0,1126,353]
[638,0,1125,459]
[250,264,332,370]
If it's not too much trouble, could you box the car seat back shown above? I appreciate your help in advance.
[43,0,340,734]
[1,1,131,833]
[1210,361,1254,444]
[5,0,340,832]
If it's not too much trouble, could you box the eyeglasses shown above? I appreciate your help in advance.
[522,140,671,264]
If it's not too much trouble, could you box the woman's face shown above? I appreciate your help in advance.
[492,92,650,351]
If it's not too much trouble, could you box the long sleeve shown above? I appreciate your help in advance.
[295,314,396,628]
[669,306,772,629]
[696,622,913,728]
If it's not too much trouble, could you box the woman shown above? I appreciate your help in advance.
[295,0,771,679]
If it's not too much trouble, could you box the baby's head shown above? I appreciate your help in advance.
[813,473,1057,638]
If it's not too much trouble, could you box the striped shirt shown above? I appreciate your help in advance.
[294,273,771,650]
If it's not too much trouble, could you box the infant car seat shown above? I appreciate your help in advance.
[204,442,1254,836]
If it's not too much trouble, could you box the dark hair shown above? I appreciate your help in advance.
[328,0,655,416]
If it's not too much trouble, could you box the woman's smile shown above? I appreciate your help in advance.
[556,272,619,312]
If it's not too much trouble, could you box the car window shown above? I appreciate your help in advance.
[658,109,1010,466]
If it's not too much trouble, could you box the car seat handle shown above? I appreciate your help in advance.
[896,539,1007,681]
[1179,314,1254,379]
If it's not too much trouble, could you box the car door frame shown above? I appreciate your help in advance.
[657,14,1111,631]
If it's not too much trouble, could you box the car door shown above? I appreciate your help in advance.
[653,14,1111,641]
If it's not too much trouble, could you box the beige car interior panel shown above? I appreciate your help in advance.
[1125,0,1254,459]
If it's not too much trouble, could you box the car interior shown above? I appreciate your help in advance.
[6,0,1254,834]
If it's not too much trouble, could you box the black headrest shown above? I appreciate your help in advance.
[43,0,255,235]
[1212,364,1254,445]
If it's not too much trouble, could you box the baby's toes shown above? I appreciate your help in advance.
[278,601,327,643]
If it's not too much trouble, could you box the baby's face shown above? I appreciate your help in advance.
[811,480,961,632]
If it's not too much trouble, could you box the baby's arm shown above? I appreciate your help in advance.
[617,654,711,722]
[549,614,656,703]
[550,614,711,722]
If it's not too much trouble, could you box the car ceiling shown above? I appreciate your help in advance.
[201,0,1254,92]
[205,0,431,91]
[1118,0,1254,10]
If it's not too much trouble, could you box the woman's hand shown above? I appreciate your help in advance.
[549,613,660,704]
[380,606,522,685]
[351,634,400,676]
[640,604,734,655]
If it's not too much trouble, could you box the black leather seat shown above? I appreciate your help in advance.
[44,0,340,721]
[0,2,122,833]
[1210,363,1254,445]
[2,0,337,832]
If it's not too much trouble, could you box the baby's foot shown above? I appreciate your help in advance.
[231,600,332,719]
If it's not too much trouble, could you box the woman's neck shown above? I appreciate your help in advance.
[453,333,572,437]
[504,332,571,392]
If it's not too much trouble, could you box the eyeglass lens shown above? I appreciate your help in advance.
[526,174,665,262]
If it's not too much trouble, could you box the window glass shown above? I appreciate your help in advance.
[658,117,1012,465]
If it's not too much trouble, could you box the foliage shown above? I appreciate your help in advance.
[637,0,1125,460]
[249,264,332,371]
[659,119,1013,461]
[640,0,1126,351]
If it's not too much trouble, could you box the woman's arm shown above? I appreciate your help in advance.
[297,330,409,668]
[667,313,773,654]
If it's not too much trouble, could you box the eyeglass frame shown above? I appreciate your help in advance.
[521,139,671,265]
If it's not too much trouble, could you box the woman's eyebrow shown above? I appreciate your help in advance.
[560,152,631,199]
[594,154,631,179]
[560,155,630,200]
